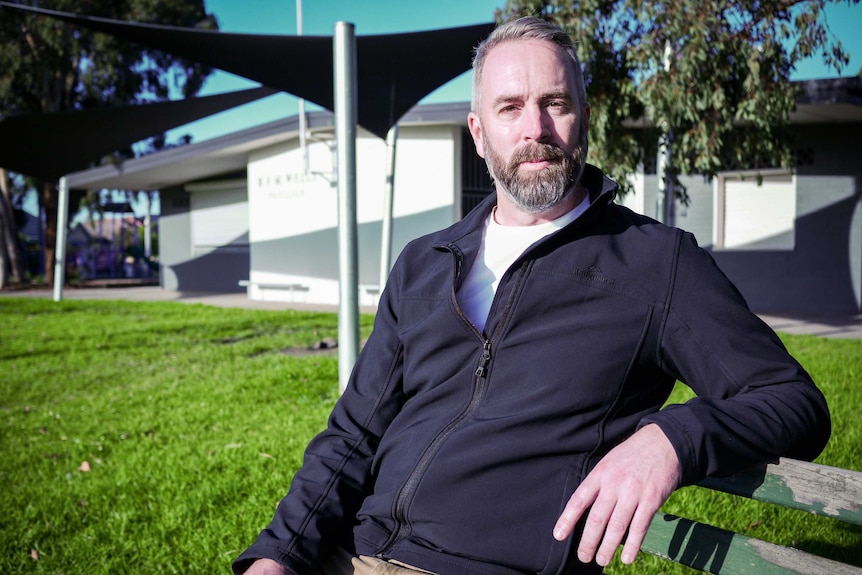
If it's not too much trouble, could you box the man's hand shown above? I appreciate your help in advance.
[243,558,292,575]
[552,423,681,567]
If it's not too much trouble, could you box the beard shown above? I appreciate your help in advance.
[484,131,588,214]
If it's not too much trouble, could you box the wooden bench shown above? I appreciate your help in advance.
[641,458,862,574]
[238,280,311,302]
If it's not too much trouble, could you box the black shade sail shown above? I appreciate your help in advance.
[0,86,277,181]
[0,2,495,139]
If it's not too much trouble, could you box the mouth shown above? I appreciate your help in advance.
[519,157,556,170]
[512,144,564,171]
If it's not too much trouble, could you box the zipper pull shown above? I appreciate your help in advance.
[475,339,492,377]
[452,247,464,290]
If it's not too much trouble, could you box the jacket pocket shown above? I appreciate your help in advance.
[539,472,579,575]
[540,471,604,575]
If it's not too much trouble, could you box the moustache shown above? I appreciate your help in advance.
[509,143,567,166]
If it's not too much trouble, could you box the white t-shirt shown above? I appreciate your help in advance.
[458,196,590,332]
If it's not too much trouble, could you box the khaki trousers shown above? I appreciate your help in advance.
[315,546,437,575]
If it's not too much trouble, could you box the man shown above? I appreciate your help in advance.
[235,16,830,575]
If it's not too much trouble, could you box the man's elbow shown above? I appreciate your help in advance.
[790,386,832,462]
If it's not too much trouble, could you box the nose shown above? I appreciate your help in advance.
[521,104,551,142]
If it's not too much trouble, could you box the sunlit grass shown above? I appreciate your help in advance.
[1,298,858,574]
[1,298,369,574]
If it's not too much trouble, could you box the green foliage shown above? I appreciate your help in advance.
[0,298,859,574]
[496,0,858,195]
[0,1,217,118]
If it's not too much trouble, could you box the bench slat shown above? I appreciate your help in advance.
[643,512,862,575]
[698,458,862,526]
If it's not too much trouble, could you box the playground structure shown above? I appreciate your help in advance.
[67,200,157,281]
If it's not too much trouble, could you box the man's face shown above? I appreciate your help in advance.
[468,39,590,214]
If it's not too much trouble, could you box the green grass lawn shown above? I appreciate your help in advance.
[1,297,859,574]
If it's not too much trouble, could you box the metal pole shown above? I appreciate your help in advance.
[144,192,152,259]
[334,21,359,394]
[297,0,309,174]
[379,125,398,292]
[52,176,69,302]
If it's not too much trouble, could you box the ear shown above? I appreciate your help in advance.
[467,112,486,159]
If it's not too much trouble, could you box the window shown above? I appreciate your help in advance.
[715,171,796,250]
[187,180,249,254]
[461,128,493,217]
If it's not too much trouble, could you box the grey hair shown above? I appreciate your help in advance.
[471,16,587,113]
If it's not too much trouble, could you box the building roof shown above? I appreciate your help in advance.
[65,102,472,191]
[792,76,862,124]
[66,77,862,192]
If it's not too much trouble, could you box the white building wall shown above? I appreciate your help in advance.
[246,124,459,306]
[618,169,646,215]
[390,127,459,220]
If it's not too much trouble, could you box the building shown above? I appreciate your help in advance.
[66,77,862,315]
[621,78,862,315]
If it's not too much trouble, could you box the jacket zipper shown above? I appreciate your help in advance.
[379,338,493,555]
[377,243,521,556]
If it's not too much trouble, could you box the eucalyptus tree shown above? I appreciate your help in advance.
[497,0,856,208]
[0,1,217,286]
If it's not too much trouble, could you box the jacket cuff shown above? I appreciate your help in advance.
[233,544,308,575]
[638,408,700,487]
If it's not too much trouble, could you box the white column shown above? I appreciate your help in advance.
[334,21,359,394]
[379,125,398,291]
[52,176,70,302]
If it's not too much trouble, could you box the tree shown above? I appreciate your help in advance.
[497,0,858,204]
[0,0,217,287]
[0,168,26,286]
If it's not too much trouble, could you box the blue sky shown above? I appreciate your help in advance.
[168,0,862,145]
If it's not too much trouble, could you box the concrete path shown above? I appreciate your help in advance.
[2,284,861,339]
[756,313,862,340]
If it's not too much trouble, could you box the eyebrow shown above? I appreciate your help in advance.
[490,91,573,109]
[540,92,573,104]
[489,93,522,109]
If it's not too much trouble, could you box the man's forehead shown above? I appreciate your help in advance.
[485,37,566,61]
[480,39,578,97]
